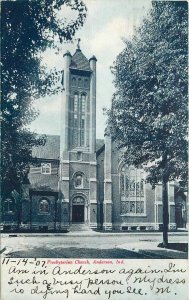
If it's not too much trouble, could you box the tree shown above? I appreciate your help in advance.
[1,0,87,203]
[107,1,188,246]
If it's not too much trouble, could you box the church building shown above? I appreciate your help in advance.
[1,45,187,231]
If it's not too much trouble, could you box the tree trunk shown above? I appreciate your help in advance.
[12,189,21,231]
[16,193,22,231]
[162,176,169,247]
[162,152,169,248]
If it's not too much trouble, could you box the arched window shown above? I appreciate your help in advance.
[75,174,83,188]
[78,78,82,87]
[77,151,82,160]
[74,93,78,112]
[72,93,86,148]
[81,94,86,113]
[38,198,50,214]
[4,198,15,213]
[72,77,76,86]
[72,196,85,204]
[73,93,79,146]
[80,94,86,146]
[120,165,145,215]
[84,79,89,88]
[41,163,51,174]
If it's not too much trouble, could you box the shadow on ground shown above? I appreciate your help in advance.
[158,243,188,252]
[5,247,149,258]
[5,246,187,259]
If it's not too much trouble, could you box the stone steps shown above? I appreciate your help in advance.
[69,223,92,232]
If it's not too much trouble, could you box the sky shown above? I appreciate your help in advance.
[29,0,152,139]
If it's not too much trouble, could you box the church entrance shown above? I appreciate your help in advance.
[72,196,85,223]
[72,205,84,222]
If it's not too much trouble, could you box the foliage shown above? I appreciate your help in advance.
[1,0,87,196]
[108,1,188,187]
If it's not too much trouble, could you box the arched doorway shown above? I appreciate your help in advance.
[72,196,85,223]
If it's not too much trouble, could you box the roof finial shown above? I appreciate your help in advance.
[77,38,81,50]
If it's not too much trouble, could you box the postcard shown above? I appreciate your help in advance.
[1,0,188,299]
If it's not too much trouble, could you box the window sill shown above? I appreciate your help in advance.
[120,214,147,217]
[41,173,51,175]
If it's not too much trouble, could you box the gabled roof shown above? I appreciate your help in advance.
[96,139,105,157]
[96,139,104,152]
[70,49,91,72]
[32,135,60,160]
[29,173,59,192]
[32,135,104,160]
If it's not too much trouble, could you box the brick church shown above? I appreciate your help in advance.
[1,45,187,231]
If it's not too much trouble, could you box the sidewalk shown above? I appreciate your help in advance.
[1,230,188,237]
[1,231,188,259]
[117,242,188,259]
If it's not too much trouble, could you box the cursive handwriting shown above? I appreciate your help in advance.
[1,259,187,299]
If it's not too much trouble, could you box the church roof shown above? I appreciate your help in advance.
[96,139,104,152]
[32,135,60,160]
[29,173,59,192]
[70,49,91,72]
[32,135,104,160]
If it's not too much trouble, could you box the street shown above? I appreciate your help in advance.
[1,231,188,259]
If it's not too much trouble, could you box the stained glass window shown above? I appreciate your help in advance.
[75,174,83,188]
[120,173,124,196]
[120,166,145,215]
[39,199,50,214]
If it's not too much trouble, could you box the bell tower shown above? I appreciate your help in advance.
[60,43,97,154]
[59,44,98,230]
